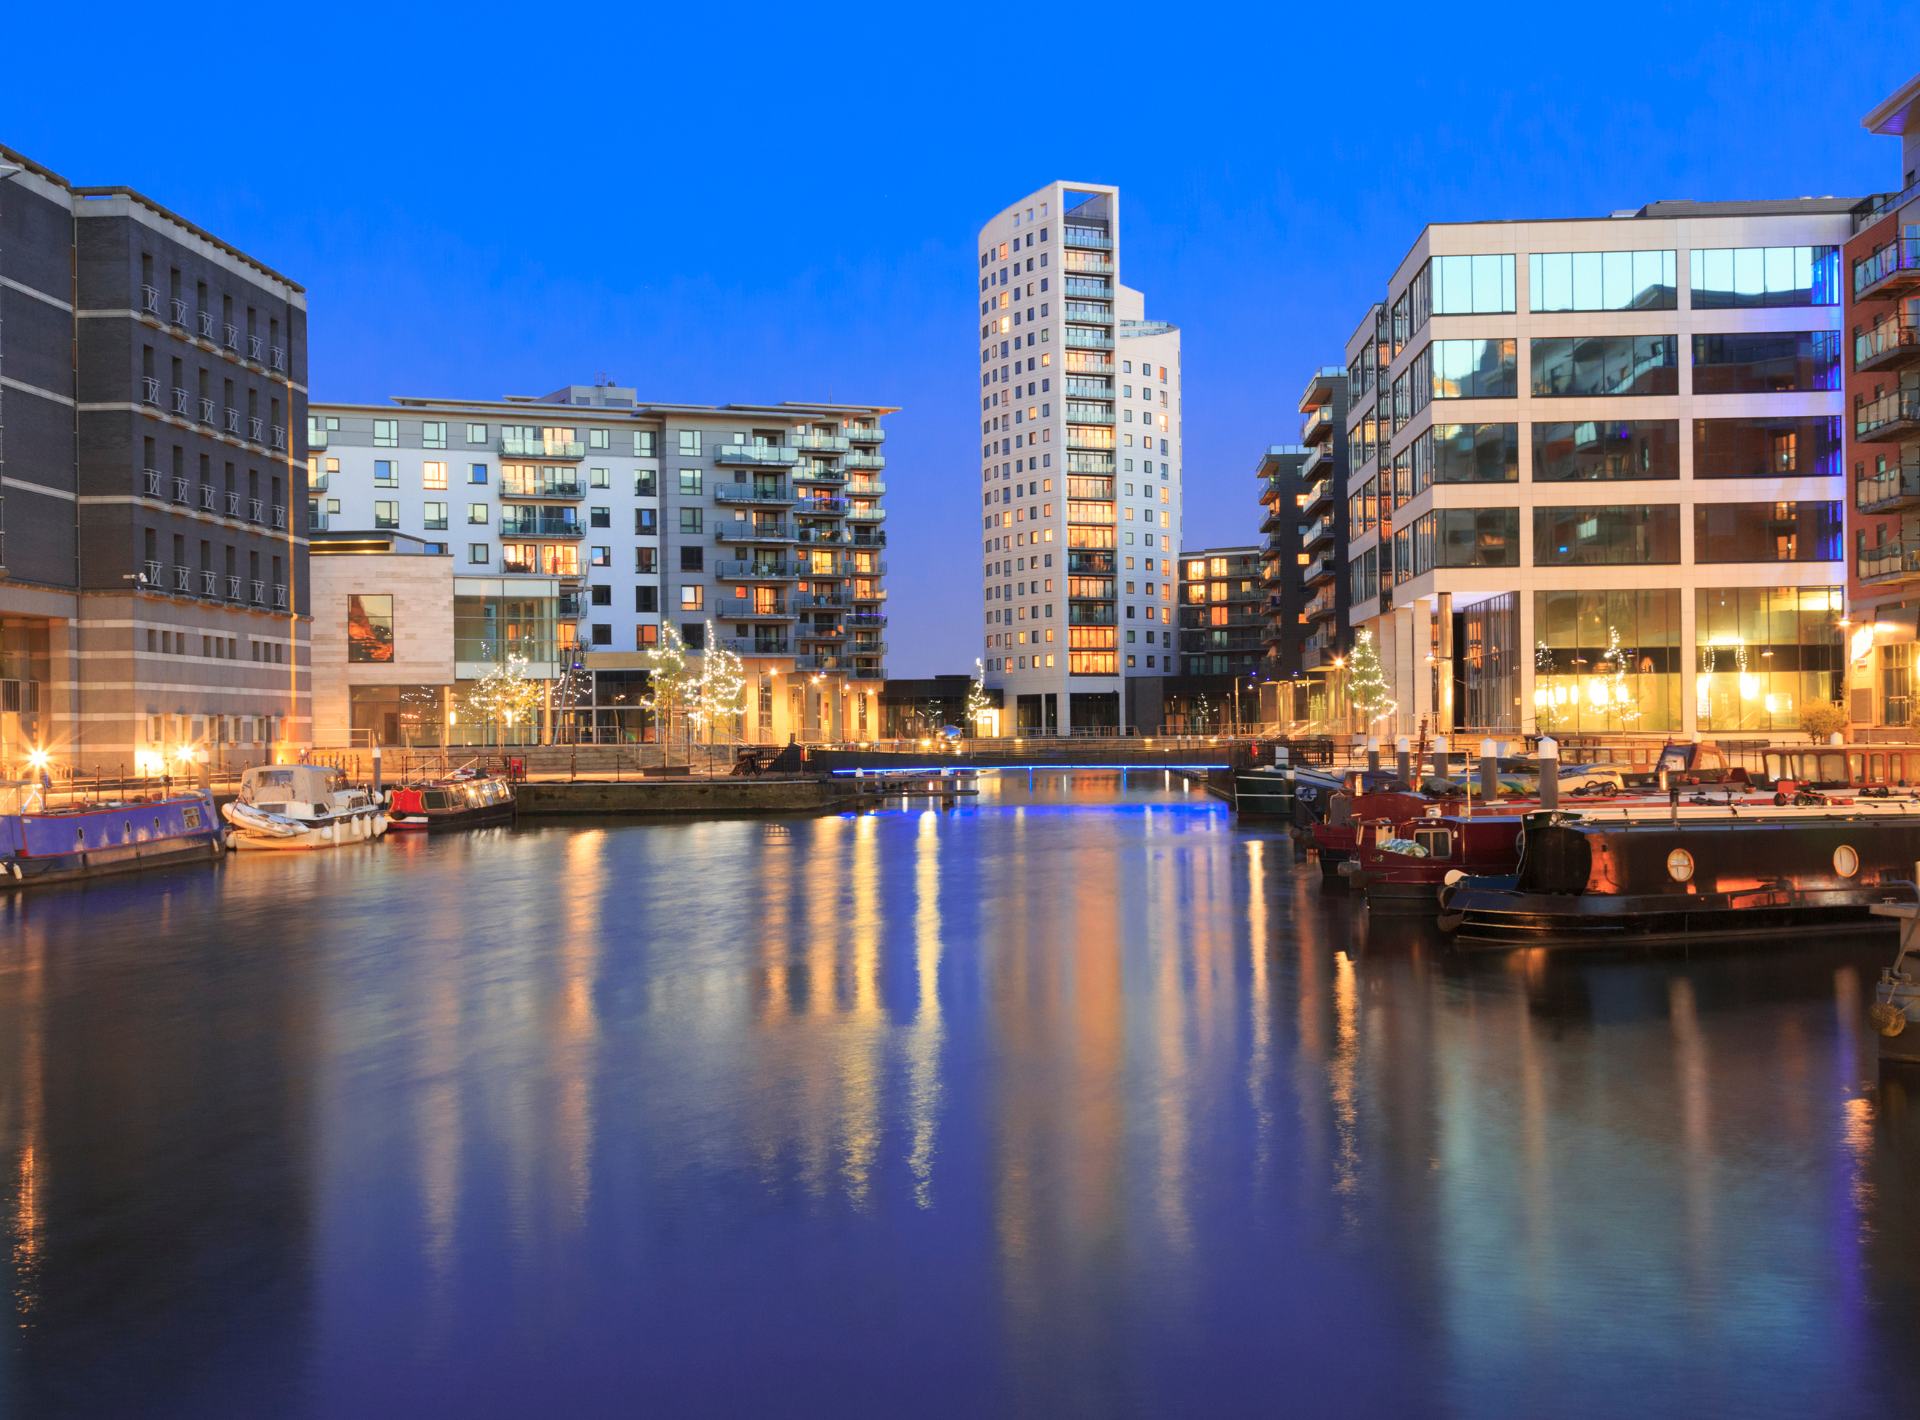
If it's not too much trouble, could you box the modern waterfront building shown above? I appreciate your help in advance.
[977,182,1183,734]
[308,386,894,744]
[1151,545,1264,732]
[0,144,309,775]
[1342,198,1855,741]
[1843,75,1920,732]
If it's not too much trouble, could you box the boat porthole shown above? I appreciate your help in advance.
[1666,848,1694,883]
[1835,845,1859,877]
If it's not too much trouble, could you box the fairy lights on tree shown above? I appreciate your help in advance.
[1347,628,1396,726]
[466,654,546,742]
[690,621,745,741]
[966,658,993,731]
[641,622,693,747]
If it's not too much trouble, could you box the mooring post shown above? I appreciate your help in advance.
[1479,739,1498,803]
[1538,736,1558,811]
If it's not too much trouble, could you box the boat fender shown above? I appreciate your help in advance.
[7,861,19,879]
[373,813,388,836]
[1443,868,1466,887]
[320,825,334,842]
[1337,860,1362,876]
[1869,1001,1907,1037]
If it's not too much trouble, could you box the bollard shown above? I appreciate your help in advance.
[1395,736,1412,785]
[372,744,383,799]
[1366,735,1380,773]
[1669,777,1681,828]
[1538,735,1559,811]
[1479,739,1498,802]
[1434,735,1450,785]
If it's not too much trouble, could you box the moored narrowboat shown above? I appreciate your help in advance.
[1440,800,1920,946]
[0,781,222,888]
[1346,813,1527,915]
[385,776,517,831]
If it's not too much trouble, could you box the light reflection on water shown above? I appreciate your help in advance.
[0,768,1917,1418]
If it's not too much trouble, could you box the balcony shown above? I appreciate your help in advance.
[1063,277,1113,300]
[1857,390,1920,443]
[1063,252,1114,276]
[798,624,847,642]
[173,564,192,593]
[141,285,160,316]
[1303,553,1336,585]
[1302,516,1334,550]
[790,432,851,453]
[248,333,264,361]
[274,584,287,610]
[1857,456,1920,513]
[309,469,330,493]
[1856,319,1920,374]
[143,559,161,587]
[228,491,243,517]
[142,376,159,404]
[715,560,799,580]
[713,443,802,467]
[226,407,241,435]
[851,570,889,586]
[250,497,264,522]
[201,569,218,597]
[844,480,886,497]
[1302,405,1334,446]
[249,416,263,443]
[199,484,216,511]
[1854,238,1920,302]
[172,476,191,504]
[1064,353,1115,376]
[498,437,585,460]
[1066,402,1115,426]
[845,506,886,523]
[1859,538,1920,585]
[227,575,244,600]
[139,469,162,498]
[224,323,239,350]
[270,425,286,450]
[1302,441,1334,481]
[1303,478,1333,516]
[500,472,583,499]
[1302,586,1338,620]
[795,496,848,516]
[717,597,794,619]
[793,525,850,546]
[195,309,213,338]
[844,450,885,471]
[272,346,286,372]
[712,520,799,544]
[846,426,885,444]
[713,481,796,506]
[1064,300,1113,325]
[850,640,887,656]
[850,667,887,680]
[794,463,846,484]
[1066,378,1114,400]
[199,396,215,425]
[1063,227,1113,251]
[1064,328,1115,350]
[273,505,286,529]
[170,297,188,325]
[308,508,330,532]
[715,637,793,657]
[307,425,328,450]
[171,386,189,416]
[792,653,845,672]
[500,512,584,538]
[845,611,887,629]
[791,591,848,610]
[1260,502,1286,535]
[251,580,267,605]
[849,528,887,547]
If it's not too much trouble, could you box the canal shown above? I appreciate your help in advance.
[2,770,1917,1418]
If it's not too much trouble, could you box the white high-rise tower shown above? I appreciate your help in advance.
[975,183,1182,735]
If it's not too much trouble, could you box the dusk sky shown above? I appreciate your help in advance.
[7,2,1917,676]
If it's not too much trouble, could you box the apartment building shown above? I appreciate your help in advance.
[309,386,893,744]
[1343,198,1854,740]
[977,182,1182,735]
[1843,75,1920,730]
[0,144,309,774]
[1254,445,1310,722]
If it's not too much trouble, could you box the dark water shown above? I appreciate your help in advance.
[3,770,1918,1419]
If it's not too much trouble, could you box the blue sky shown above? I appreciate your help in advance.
[6,2,1917,675]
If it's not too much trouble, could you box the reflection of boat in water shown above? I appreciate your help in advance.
[0,780,222,888]
[222,764,388,851]
[385,776,517,831]
[1870,896,1920,1066]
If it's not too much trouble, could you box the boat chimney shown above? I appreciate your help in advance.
[372,743,383,798]
[1479,739,1498,802]
[1366,736,1380,773]
[1831,732,1845,746]
[1434,735,1451,783]
[1395,736,1412,785]
[1538,736,1559,811]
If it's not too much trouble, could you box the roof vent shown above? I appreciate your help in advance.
[1609,209,1637,218]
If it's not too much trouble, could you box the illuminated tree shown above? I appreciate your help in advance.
[1532,641,1565,731]
[553,657,594,744]
[641,622,693,748]
[1347,628,1396,726]
[966,658,993,732]
[690,621,746,741]
[466,654,545,742]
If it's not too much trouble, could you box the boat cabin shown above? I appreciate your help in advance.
[239,764,354,816]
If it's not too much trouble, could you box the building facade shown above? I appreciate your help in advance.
[308,387,893,745]
[1844,76,1920,732]
[977,182,1183,734]
[1341,198,1854,741]
[0,145,309,776]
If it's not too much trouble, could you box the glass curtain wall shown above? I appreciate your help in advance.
[1460,592,1518,732]
[1694,586,1843,733]
[1533,589,1682,733]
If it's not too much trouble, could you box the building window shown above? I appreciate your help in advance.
[1531,421,1681,482]
[1413,423,1519,489]
[590,506,610,528]
[1696,586,1843,732]
[1411,253,1516,325]
[590,466,609,488]
[466,424,488,445]
[589,429,609,450]
[635,431,657,457]
[637,547,657,573]
[1689,247,1840,308]
[469,544,489,564]
[373,420,398,448]
[1693,502,1842,562]
[1693,417,1840,479]
[374,501,398,529]
[1530,336,1679,397]
[590,584,612,606]
[636,508,657,535]
[1533,505,1681,564]
[680,508,702,533]
[678,431,701,456]
[679,470,703,495]
[468,503,489,524]
[1691,332,1841,394]
[374,461,396,487]
[1533,588,1681,732]
[591,623,612,646]
[1411,508,1520,571]
[421,422,447,450]
[680,546,704,572]
[635,470,656,497]
[346,594,395,663]
[637,585,658,612]
[470,463,488,484]
[423,502,448,530]
[1528,251,1678,312]
[422,460,447,489]
[590,546,610,567]
[682,621,706,650]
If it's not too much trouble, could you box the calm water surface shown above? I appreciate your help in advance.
[3,770,1919,1418]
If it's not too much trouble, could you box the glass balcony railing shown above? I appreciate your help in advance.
[789,432,851,453]
[713,481,795,504]
[1853,238,1920,300]
[499,472,584,498]
[1066,378,1114,399]
[1063,252,1115,276]
[717,597,793,618]
[1063,300,1113,325]
[714,560,799,579]
[1856,318,1920,373]
[844,451,885,471]
[1063,226,1113,250]
[1063,278,1113,300]
[499,511,583,538]
[1064,327,1114,350]
[845,426,885,444]
[1856,458,1920,512]
[715,637,793,656]
[713,443,802,466]
[1857,390,1920,442]
[712,520,799,543]
[1859,538,1920,584]
[498,437,584,459]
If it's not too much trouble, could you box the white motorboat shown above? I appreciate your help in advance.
[222,764,388,851]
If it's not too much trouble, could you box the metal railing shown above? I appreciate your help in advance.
[272,346,286,371]
[1857,318,1920,371]
[846,426,885,444]
[141,376,159,404]
[171,297,188,324]
[1854,237,1920,298]
[1857,390,1920,441]
[249,333,264,360]
[143,559,161,586]
[173,564,192,592]
[198,309,215,337]
[713,444,802,465]
[141,285,160,315]
[227,575,243,600]
[1859,539,1920,584]
[171,386,189,415]
[498,438,585,459]
[251,579,266,604]
[140,469,163,497]
[272,505,286,529]
[713,482,795,504]
[1856,458,1920,512]
[717,597,791,617]
[224,323,239,349]
[199,396,215,424]
[790,432,850,452]
[274,584,287,609]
